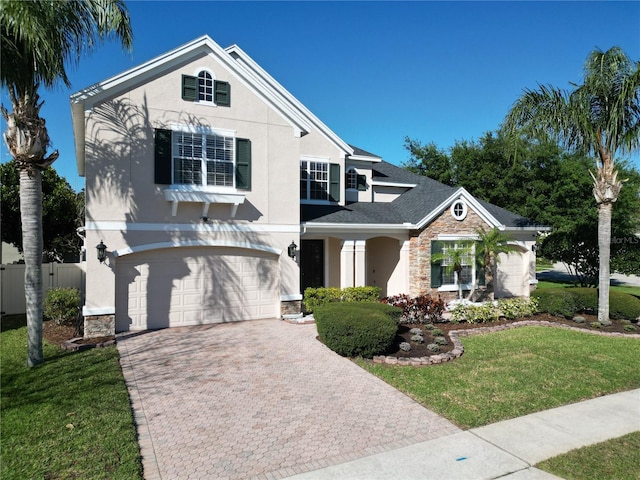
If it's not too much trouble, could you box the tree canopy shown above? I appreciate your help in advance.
[1,160,83,262]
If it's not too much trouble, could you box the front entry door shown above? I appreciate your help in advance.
[300,240,324,293]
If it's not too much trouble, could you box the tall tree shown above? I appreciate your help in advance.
[1,0,132,366]
[502,47,640,325]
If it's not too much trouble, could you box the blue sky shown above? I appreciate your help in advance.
[2,1,639,192]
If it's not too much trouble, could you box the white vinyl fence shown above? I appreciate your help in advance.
[0,262,85,316]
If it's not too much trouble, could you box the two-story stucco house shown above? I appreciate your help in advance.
[71,35,545,337]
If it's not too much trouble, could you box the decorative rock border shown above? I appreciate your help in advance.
[62,337,116,352]
[373,320,639,366]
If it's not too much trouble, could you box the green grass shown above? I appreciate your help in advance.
[536,280,640,297]
[537,431,640,480]
[357,326,640,429]
[1,321,142,480]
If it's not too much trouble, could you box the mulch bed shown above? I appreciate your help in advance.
[43,321,115,349]
[386,313,638,359]
[43,313,638,355]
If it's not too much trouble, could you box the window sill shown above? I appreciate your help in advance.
[163,187,246,217]
[438,283,474,292]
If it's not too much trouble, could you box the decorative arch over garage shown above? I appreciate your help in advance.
[114,242,281,332]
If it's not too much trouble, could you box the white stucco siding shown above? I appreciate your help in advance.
[84,52,300,226]
[115,246,280,331]
[495,250,531,298]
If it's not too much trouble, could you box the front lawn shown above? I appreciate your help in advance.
[357,326,640,429]
[1,321,142,480]
[536,280,640,297]
[537,431,640,480]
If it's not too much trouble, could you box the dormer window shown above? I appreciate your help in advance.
[182,71,231,106]
[345,168,367,191]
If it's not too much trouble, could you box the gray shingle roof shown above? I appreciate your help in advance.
[302,160,544,229]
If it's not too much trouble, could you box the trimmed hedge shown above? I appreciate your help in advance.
[314,302,400,358]
[532,287,640,320]
[303,286,381,312]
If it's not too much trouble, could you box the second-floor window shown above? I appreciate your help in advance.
[300,160,340,202]
[154,128,251,190]
[174,131,234,187]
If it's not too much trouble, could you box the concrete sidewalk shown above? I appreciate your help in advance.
[286,389,640,480]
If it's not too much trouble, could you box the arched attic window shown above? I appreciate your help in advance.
[345,168,366,191]
[198,71,214,102]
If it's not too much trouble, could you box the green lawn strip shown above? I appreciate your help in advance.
[357,326,640,429]
[1,327,142,480]
[536,431,640,480]
[536,280,640,297]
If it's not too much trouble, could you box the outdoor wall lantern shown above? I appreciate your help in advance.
[288,241,298,259]
[96,240,108,263]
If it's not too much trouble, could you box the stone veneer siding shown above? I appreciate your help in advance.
[84,314,115,338]
[281,299,302,316]
[409,206,488,301]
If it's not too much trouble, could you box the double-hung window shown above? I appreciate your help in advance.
[300,159,340,203]
[174,131,234,187]
[431,240,479,289]
[440,242,474,285]
[154,128,251,190]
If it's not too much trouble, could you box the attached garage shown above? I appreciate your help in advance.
[115,246,280,331]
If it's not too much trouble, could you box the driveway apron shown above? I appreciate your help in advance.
[117,319,460,479]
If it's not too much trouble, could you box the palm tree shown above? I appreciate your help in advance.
[1,0,132,366]
[475,227,522,301]
[502,47,640,325]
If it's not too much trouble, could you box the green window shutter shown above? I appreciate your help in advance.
[235,138,251,190]
[154,128,172,184]
[430,240,443,288]
[357,174,367,191]
[214,80,230,106]
[329,163,340,202]
[181,75,197,101]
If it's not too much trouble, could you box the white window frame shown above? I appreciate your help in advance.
[438,240,475,292]
[450,200,468,221]
[345,167,358,190]
[300,157,331,203]
[194,68,217,106]
[171,125,237,191]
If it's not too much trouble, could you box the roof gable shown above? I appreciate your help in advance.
[70,35,353,175]
[303,160,546,231]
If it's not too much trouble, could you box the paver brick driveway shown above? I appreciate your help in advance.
[117,319,460,479]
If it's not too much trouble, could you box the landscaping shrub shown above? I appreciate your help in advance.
[497,297,539,320]
[533,288,640,320]
[610,290,640,320]
[44,288,80,326]
[532,289,576,318]
[314,302,399,358]
[303,286,381,312]
[450,303,498,324]
[381,294,445,323]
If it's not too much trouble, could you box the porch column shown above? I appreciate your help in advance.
[354,240,367,287]
[340,240,355,288]
[397,239,411,295]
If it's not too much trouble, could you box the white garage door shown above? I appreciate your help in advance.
[495,251,528,298]
[115,247,279,331]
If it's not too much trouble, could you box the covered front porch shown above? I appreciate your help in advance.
[299,232,411,297]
